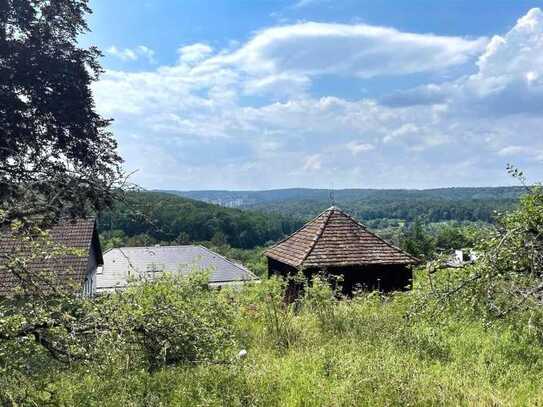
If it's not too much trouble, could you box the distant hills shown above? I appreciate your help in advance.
[97,191,303,249]
[162,187,524,205]
[98,187,527,251]
[159,187,526,223]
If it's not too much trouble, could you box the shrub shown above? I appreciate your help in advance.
[111,272,239,370]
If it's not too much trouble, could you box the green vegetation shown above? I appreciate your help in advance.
[97,190,500,270]
[170,186,523,223]
[97,192,293,279]
[3,2,543,404]
[396,221,488,260]
[158,187,520,268]
[98,192,302,250]
[2,184,543,406]
[3,274,543,405]
[206,244,268,278]
[126,187,519,266]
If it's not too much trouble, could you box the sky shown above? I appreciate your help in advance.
[84,0,543,190]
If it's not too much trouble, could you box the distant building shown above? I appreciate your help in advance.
[445,249,479,268]
[97,245,258,292]
[0,219,103,297]
[264,206,419,296]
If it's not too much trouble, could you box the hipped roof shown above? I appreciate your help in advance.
[98,245,258,291]
[264,206,419,268]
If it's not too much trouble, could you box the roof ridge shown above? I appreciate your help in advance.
[299,207,335,267]
[337,210,420,263]
[265,206,420,268]
[118,244,199,250]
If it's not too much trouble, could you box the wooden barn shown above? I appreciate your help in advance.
[264,206,419,296]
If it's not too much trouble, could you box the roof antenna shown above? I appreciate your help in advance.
[329,182,335,208]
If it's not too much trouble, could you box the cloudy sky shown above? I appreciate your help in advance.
[85,0,543,190]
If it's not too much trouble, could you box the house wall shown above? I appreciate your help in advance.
[268,257,298,278]
[268,257,412,297]
[83,244,99,296]
[321,264,412,295]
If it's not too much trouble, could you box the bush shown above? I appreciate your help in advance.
[0,273,240,405]
[118,272,239,370]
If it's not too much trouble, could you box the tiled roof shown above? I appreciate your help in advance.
[264,206,419,268]
[97,245,258,292]
[0,219,101,296]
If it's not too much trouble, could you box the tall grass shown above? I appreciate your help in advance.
[3,273,543,406]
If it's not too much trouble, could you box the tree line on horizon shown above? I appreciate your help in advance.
[96,190,511,257]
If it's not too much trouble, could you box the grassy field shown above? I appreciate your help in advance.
[4,271,543,407]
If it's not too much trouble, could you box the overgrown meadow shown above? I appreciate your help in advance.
[2,183,543,406]
[3,269,543,407]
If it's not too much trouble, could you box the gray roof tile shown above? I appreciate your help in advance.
[97,245,258,291]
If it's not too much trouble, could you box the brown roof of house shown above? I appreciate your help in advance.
[264,206,419,268]
[0,218,102,296]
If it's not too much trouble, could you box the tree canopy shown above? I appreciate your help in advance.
[98,192,303,250]
[0,0,122,227]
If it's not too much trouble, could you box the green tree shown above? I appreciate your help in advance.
[400,220,435,259]
[0,0,124,368]
[420,170,543,324]
[175,231,191,245]
[126,233,157,247]
[211,231,227,247]
[0,0,122,228]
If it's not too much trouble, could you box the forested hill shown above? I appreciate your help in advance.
[97,192,302,249]
[100,187,526,252]
[161,186,525,223]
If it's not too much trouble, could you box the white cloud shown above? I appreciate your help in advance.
[93,9,543,189]
[440,8,543,117]
[380,84,447,107]
[136,46,156,63]
[346,141,375,155]
[384,8,543,116]
[497,145,532,156]
[243,73,310,97]
[107,45,156,63]
[178,43,213,64]
[476,9,543,78]
[303,154,322,171]
[107,46,137,61]
[214,21,486,79]
[498,145,543,161]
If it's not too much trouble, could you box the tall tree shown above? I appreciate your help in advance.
[0,0,122,227]
[0,0,126,365]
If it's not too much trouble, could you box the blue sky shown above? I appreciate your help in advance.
[85,1,543,190]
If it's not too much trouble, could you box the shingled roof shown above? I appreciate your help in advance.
[0,219,102,296]
[264,206,419,268]
[97,245,258,292]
